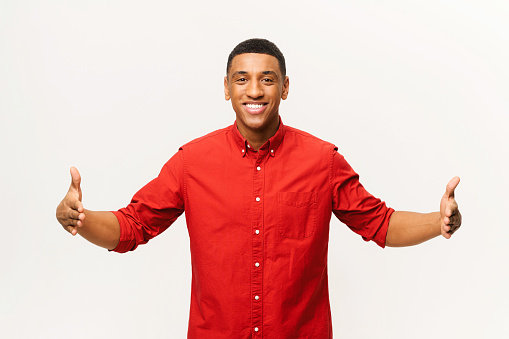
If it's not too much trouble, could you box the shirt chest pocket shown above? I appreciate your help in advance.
[277,191,317,239]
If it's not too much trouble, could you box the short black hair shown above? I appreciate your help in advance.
[226,38,286,77]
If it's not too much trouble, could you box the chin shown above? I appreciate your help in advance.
[245,118,269,130]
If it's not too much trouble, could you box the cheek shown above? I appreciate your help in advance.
[229,89,239,100]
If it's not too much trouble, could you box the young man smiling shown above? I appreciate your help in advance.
[225,52,289,149]
[56,38,462,338]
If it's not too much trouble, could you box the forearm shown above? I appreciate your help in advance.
[385,211,441,247]
[77,210,120,250]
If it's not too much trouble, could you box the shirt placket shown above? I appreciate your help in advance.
[251,148,266,337]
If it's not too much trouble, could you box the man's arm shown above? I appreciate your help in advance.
[385,177,462,247]
[56,167,120,250]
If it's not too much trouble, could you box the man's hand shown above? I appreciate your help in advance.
[56,167,85,236]
[440,176,462,239]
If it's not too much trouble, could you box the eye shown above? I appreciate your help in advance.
[262,78,274,83]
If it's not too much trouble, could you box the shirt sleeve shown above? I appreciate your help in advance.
[331,148,394,248]
[111,150,185,253]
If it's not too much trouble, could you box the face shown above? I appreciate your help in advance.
[224,53,289,140]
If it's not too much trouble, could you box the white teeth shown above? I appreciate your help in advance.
[246,104,263,109]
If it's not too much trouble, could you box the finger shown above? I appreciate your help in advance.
[67,208,80,220]
[77,212,85,227]
[445,211,461,235]
[66,225,78,236]
[65,217,80,227]
[443,223,451,233]
[72,199,84,213]
[441,226,451,239]
[441,218,453,237]
[64,197,81,212]
[445,176,460,199]
[70,167,81,191]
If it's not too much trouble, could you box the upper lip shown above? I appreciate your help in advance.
[243,102,267,105]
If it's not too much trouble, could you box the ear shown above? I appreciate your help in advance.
[224,76,230,101]
[281,76,289,100]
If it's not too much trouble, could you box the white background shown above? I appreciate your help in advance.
[1,0,508,338]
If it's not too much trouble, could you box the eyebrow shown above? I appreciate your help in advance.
[262,71,278,77]
[231,70,279,79]
[231,71,247,76]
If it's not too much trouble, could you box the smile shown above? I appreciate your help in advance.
[243,103,267,115]
[245,104,265,109]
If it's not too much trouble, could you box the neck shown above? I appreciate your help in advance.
[237,119,280,151]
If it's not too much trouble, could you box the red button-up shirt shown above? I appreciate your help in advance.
[112,120,394,338]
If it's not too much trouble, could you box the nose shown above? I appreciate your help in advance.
[246,80,263,99]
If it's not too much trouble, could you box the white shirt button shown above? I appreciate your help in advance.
[255,262,260,267]
[255,197,260,202]
[256,166,261,171]
[247,144,251,148]
[254,327,259,332]
[255,295,260,300]
[270,149,274,153]
[255,229,260,235]
[242,149,245,153]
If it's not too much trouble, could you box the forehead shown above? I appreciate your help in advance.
[229,53,281,75]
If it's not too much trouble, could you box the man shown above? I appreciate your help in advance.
[56,38,461,338]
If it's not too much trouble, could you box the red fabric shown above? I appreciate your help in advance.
[112,120,394,338]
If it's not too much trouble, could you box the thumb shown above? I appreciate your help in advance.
[70,167,81,191]
[445,176,460,199]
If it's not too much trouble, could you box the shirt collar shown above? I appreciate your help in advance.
[231,116,286,157]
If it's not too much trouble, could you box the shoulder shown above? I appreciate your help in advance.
[180,125,232,151]
[283,125,337,151]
